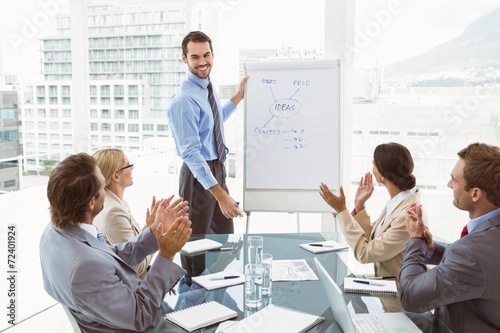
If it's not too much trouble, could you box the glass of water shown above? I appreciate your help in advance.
[247,236,263,265]
[261,253,273,296]
[244,263,263,308]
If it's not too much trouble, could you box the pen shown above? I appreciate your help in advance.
[207,247,234,251]
[309,243,336,247]
[236,201,240,208]
[210,275,240,280]
[353,279,385,286]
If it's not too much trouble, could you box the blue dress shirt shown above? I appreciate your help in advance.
[467,207,500,233]
[167,72,237,189]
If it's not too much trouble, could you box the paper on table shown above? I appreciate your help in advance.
[181,238,223,255]
[300,240,349,254]
[272,259,318,281]
[191,270,245,290]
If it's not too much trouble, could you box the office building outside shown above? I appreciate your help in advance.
[20,1,188,168]
[0,86,21,192]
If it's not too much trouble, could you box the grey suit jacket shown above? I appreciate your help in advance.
[39,223,185,333]
[399,212,500,333]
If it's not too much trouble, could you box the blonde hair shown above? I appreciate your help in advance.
[93,148,127,188]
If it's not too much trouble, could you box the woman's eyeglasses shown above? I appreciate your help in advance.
[117,163,134,172]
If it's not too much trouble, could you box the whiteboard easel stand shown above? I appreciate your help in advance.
[244,211,302,234]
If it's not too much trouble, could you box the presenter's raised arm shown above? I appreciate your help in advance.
[230,76,249,106]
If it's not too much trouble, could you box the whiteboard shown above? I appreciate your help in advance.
[243,59,341,213]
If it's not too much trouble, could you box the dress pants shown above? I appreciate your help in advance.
[178,160,234,235]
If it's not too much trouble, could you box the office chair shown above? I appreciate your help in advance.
[61,304,82,333]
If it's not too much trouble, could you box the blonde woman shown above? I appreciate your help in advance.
[93,148,157,279]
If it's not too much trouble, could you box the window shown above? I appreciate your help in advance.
[61,85,70,96]
[115,123,125,132]
[114,85,124,96]
[128,110,139,119]
[4,180,16,188]
[100,85,110,96]
[115,109,124,119]
[128,124,139,132]
[128,85,138,96]
[101,109,110,118]
[50,109,59,117]
[62,109,71,118]
[157,124,168,131]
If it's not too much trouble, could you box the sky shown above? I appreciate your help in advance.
[1,0,499,81]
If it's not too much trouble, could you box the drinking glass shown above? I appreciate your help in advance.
[244,263,263,308]
[247,236,263,265]
[261,253,273,295]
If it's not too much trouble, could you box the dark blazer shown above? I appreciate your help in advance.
[399,211,500,333]
[39,224,185,333]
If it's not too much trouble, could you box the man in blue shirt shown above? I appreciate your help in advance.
[167,31,248,234]
[400,142,500,333]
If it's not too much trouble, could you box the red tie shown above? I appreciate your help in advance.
[460,225,468,238]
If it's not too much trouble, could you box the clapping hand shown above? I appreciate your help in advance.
[151,196,189,234]
[319,183,347,213]
[406,203,435,252]
[145,195,158,228]
[354,172,374,213]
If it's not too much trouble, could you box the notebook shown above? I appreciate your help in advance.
[313,258,422,333]
[300,240,349,254]
[164,301,237,332]
[220,304,324,333]
[191,270,245,290]
[180,238,223,254]
[343,277,398,296]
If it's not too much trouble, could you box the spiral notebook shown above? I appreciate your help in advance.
[164,301,237,332]
[343,277,397,295]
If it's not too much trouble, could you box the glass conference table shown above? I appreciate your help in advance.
[163,232,451,333]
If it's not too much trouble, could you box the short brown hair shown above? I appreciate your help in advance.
[458,142,500,205]
[373,142,416,191]
[182,30,213,56]
[47,153,101,229]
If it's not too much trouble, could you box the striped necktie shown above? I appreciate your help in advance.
[207,81,226,164]
[95,226,106,244]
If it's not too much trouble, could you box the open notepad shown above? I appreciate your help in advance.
[220,304,324,333]
[300,240,349,254]
[164,301,237,332]
[191,270,245,290]
[343,277,398,296]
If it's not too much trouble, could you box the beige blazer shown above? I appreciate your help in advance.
[94,189,153,279]
[337,190,424,280]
